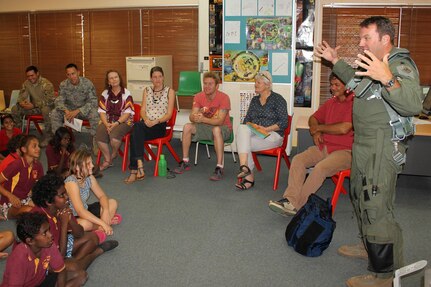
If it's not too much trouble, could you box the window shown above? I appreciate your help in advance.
[320,6,431,106]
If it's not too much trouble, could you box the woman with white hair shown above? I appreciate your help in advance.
[235,71,288,190]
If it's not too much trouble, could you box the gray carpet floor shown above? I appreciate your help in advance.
[0,132,430,287]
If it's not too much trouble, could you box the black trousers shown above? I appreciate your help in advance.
[128,120,166,170]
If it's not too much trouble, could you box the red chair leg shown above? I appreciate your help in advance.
[166,142,181,163]
[25,119,31,134]
[144,144,157,160]
[153,142,163,177]
[273,152,282,190]
[252,153,262,171]
[282,152,291,169]
[330,170,350,215]
[96,150,102,165]
[34,122,43,135]
[122,135,130,172]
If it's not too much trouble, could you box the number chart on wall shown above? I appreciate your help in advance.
[223,0,293,84]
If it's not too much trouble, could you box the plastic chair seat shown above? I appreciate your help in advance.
[251,115,292,191]
[330,168,350,215]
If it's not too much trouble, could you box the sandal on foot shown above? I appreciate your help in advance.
[100,161,113,171]
[237,165,251,178]
[111,213,122,225]
[124,171,138,184]
[235,178,255,190]
[137,166,145,181]
[98,240,119,252]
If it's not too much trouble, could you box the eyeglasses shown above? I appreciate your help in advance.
[257,72,271,82]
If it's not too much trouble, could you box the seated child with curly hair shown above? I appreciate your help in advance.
[32,173,118,272]
[0,115,22,161]
[0,134,25,175]
[1,212,87,287]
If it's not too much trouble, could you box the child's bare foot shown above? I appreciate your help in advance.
[110,213,122,225]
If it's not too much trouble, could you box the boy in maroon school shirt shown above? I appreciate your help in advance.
[1,212,86,286]
[31,174,118,270]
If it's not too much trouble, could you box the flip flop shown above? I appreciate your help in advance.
[111,213,122,225]
[124,171,138,184]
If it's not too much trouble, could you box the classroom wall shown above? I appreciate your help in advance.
[0,0,199,12]
[2,0,429,147]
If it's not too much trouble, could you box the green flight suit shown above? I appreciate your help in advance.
[333,47,422,277]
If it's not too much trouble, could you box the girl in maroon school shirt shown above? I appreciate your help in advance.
[0,135,44,219]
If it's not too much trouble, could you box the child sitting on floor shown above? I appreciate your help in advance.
[46,127,103,179]
[31,173,118,272]
[0,134,25,175]
[1,212,87,287]
[65,149,121,236]
[0,135,43,219]
[46,127,75,178]
[0,115,22,161]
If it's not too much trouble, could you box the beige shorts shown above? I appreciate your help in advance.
[192,123,231,142]
[95,123,133,143]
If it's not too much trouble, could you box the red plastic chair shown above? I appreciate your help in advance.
[251,115,293,191]
[144,109,181,176]
[24,91,59,135]
[25,114,91,135]
[24,114,44,135]
[96,103,141,172]
[330,169,351,215]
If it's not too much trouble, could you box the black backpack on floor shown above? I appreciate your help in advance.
[285,194,336,257]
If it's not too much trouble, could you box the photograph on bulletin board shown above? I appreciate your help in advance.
[246,17,292,50]
[294,49,313,107]
[224,50,268,82]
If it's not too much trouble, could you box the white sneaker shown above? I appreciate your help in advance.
[268,198,297,216]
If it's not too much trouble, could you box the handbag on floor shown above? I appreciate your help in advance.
[285,194,336,257]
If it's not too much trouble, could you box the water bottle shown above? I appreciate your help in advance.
[158,154,167,177]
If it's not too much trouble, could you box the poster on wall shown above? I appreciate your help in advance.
[294,50,313,107]
[294,0,315,107]
[240,90,257,122]
[224,50,268,82]
[223,0,293,84]
[246,17,292,50]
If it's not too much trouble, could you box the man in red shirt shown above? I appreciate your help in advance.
[269,73,353,215]
[174,72,232,181]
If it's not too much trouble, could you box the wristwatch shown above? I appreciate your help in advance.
[384,76,396,88]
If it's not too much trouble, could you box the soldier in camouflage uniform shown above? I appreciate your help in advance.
[315,17,422,287]
[12,66,55,146]
[51,63,99,153]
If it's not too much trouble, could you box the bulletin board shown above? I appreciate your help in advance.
[223,0,294,84]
